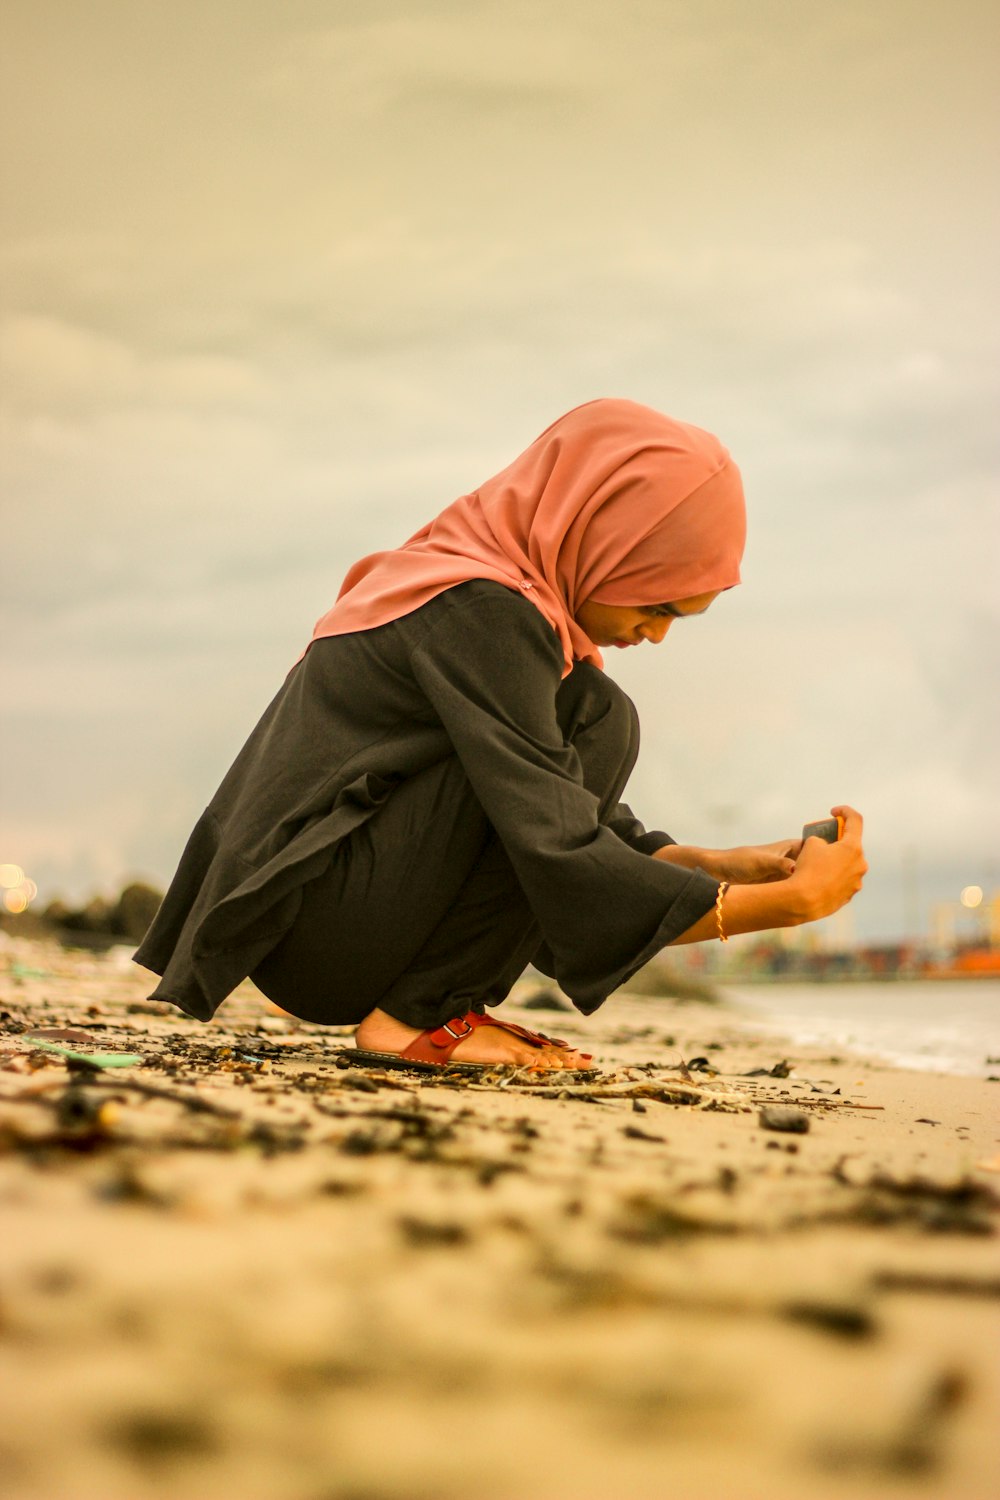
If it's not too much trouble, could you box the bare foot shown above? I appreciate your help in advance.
[354,1007,593,1071]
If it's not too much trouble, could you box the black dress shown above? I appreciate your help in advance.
[134,581,719,1025]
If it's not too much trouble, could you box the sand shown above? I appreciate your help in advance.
[1,932,998,1500]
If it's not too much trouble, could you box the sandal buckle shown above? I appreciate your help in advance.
[441,1017,474,1041]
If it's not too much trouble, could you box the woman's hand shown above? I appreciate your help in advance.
[665,804,869,942]
[665,806,868,946]
[783,805,868,921]
[653,839,802,883]
[713,839,802,883]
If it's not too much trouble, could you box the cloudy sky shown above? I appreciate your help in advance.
[2,0,998,943]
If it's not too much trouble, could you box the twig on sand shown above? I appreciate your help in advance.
[77,1076,242,1119]
[1,1075,241,1120]
[501,1077,752,1110]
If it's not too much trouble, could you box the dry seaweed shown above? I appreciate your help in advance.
[743,1059,794,1078]
[607,1192,743,1243]
[102,1408,219,1464]
[813,1368,968,1476]
[870,1270,1000,1298]
[397,1215,471,1247]
[827,1172,998,1236]
[781,1299,877,1339]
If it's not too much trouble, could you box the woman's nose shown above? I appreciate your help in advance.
[640,617,673,644]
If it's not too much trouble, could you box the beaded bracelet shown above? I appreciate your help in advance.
[715,880,730,943]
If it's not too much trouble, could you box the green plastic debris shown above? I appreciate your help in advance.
[22,1037,143,1069]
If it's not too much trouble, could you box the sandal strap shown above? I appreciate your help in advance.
[486,1017,571,1049]
[398,1010,570,1066]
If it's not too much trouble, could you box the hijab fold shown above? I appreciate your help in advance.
[308,398,746,676]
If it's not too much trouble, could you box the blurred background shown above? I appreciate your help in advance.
[2,0,998,950]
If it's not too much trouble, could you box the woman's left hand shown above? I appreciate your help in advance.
[654,840,802,883]
[714,839,802,882]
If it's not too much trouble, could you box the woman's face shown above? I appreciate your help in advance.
[574,590,720,649]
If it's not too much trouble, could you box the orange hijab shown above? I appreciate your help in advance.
[309,398,746,675]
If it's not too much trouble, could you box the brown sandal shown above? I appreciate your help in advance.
[349,1009,593,1074]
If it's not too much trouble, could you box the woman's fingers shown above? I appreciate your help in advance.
[831,804,863,841]
[760,851,797,880]
[833,806,867,876]
[761,838,802,861]
[791,805,868,915]
[828,805,868,891]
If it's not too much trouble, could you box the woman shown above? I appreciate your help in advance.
[135,399,867,1072]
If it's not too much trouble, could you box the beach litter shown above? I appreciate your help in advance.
[20,1036,145,1070]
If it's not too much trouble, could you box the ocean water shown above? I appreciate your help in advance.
[725,979,1000,1078]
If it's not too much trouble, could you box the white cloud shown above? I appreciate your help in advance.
[1,313,269,416]
[0,315,136,403]
[264,8,598,106]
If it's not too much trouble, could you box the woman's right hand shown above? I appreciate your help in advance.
[787,804,868,921]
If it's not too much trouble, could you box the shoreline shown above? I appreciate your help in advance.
[1,933,998,1500]
[719,976,1000,1084]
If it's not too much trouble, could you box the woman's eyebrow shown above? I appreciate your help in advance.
[648,600,712,617]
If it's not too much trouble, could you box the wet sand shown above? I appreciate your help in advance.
[1,934,998,1500]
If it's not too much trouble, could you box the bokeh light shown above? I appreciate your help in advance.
[960,885,984,909]
[0,864,37,914]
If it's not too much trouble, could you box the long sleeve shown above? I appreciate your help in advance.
[406,585,717,1012]
[606,802,675,856]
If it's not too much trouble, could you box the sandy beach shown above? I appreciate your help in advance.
[1,933,998,1500]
